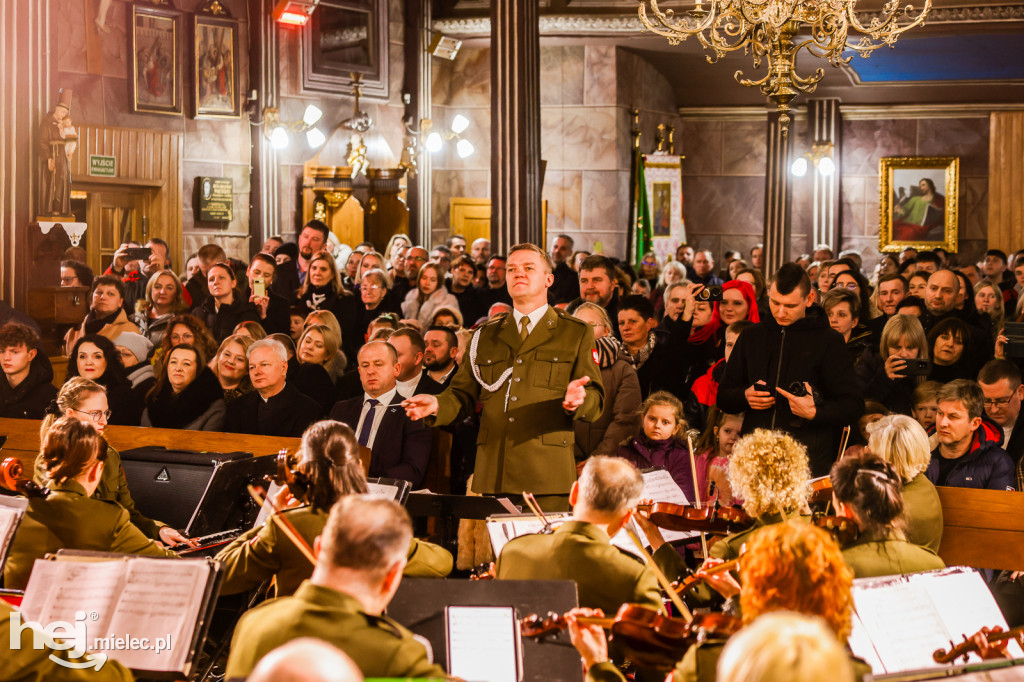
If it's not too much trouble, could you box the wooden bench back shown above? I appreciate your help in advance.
[936,486,1024,572]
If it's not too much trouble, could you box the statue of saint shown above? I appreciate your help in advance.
[38,88,73,218]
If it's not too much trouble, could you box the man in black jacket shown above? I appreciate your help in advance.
[0,323,55,419]
[549,234,579,305]
[718,263,864,476]
[978,359,1024,490]
[919,269,992,365]
[241,253,291,336]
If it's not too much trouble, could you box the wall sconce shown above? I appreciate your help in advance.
[791,141,835,177]
[428,32,462,60]
[263,104,325,150]
[412,115,475,158]
[273,0,318,26]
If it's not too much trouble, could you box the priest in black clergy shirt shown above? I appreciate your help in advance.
[388,328,444,398]
[328,341,432,487]
[224,338,323,437]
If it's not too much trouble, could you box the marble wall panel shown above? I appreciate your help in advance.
[56,0,87,74]
[581,170,629,233]
[101,4,127,78]
[448,48,490,108]
[543,170,583,236]
[839,176,869,238]
[541,46,584,106]
[681,175,765,236]
[430,169,490,237]
[57,73,106,125]
[584,45,617,107]
[722,122,767,176]
[917,117,989,176]
[540,107,566,170]
[561,107,620,171]
[183,118,250,164]
[679,121,723,177]
[961,177,989,242]
[841,119,917,176]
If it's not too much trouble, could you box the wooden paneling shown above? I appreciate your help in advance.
[450,197,547,245]
[67,124,183,271]
[987,112,1024,255]
[936,486,1024,572]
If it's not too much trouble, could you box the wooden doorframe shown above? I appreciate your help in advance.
[78,184,155,275]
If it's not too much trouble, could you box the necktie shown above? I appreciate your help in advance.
[519,316,530,342]
[357,398,380,446]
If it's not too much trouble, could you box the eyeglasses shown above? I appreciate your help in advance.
[60,276,78,285]
[72,407,112,422]
[586,322,607,329]
[837,282,859,290]
[983,396,1014,407]
[362,284,383,291]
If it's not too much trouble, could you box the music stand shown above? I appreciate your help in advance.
[406,493,518,552]
[389,578,583,682]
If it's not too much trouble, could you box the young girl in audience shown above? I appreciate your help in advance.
[692,407,744,506]
[617,391,702,499]
[911,381,942,432]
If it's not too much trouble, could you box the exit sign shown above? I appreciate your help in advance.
[89,155,116,177]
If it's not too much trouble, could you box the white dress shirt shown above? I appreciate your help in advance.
[395,376,421,399]
[512,304,550,337]
[355,386,398,449]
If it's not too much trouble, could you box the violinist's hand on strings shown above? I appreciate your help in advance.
[566,608,609,672]
[272,484,300,511]
[696,558,742,599]
[971,626,1022,661]
[633,498,666,552]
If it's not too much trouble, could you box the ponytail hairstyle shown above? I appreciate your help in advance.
[830,450,905,539]
[39,416,107,484]
[41,377,106,441]
[297,420,368,513]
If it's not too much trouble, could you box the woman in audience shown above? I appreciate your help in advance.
[822,288,871,367]
[357,267,400,341]
[908,270,930,299]
[383,234,410,272]
[735,267,769,320]
[113,331,156,406]
[571,303,641,464]
[216,419,452,598]
[830,449,945,578]
[292,324,341,413]
[214,333,254,405]
[152,313,219,376]
[857,314,930,415]
[866,414,943,552]
[233,320,268,341]
[652,260,689,319]
[636,251,661,288]
[64,275,141,353]
[927,317,976,382]
[38,377,192,547]
[66,334,140,426]
[297,250,360,362]
[303,309,347,376]
[141,344,225,431]
[192,261,260,343]
[402,262,459,331]
[832,269,876,320]
[431,305,463,329]
[874,254,900,283]
[975,280,1005,339]
[5,417,177,588]
[133,269,187,346]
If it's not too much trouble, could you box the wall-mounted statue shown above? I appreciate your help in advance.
[37,88,75,219]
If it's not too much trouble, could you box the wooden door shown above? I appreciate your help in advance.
[84,189,149,275]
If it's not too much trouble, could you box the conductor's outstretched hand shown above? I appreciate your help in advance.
[562,376,590,412]
[402,394,439,420]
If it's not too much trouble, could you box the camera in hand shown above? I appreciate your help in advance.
[786,381,809,397]
[896,358,930,376]
[1004,322,1024,358]
[696,285,723,302]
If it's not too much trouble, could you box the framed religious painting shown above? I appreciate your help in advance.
[192,1,240,118]
[642,152,687,264]
[879,156,959,253]
[129,1,183,116]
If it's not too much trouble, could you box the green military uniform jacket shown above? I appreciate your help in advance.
[495,520,662,616]
[34,444,164,540]
[216,506,453,597]
[841,536,945,579]
[426,307,604,495]
[3,480,178,589]
[224,580,447,680]
[2,601,136,682]
[709,511,812,561]
[902,473,943,553]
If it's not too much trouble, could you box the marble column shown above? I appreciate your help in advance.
[407,0,431,244]
[763,112,793,272]
[809,99,842,253]
[249,0,281,245]
[490,0,542,252]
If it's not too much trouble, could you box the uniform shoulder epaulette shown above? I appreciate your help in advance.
[475,312,509,330]
[612,545,648,566]
[366,612,406,638]
[553,307,587,326]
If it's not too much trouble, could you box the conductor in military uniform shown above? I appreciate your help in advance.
[404,243,604,511]
[224,495,447,680]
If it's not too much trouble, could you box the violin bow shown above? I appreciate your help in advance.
[247,484,317,566]
[625,525,693,621]
[837,425,851,459]
[685,433,710,560]
[522,491,552,529]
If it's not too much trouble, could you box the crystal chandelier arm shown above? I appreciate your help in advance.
[638,0,725,44]
[844,0,931,44]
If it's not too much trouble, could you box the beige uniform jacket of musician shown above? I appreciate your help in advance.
[215,506,453,597]
[425,308,604,495]
[841,537,945,579]
[3,480,178,590]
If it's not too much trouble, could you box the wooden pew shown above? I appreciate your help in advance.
[936,486,1024,572]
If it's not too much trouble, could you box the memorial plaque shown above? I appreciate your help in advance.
[196,176,233,222]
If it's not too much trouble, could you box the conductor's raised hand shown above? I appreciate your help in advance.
[562,376,590,411]
[402,394,439,420]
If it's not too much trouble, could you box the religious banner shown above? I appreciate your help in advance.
[641,152,686,265]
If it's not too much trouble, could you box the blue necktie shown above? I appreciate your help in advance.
[357,398,380,447]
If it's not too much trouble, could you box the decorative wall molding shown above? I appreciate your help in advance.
[677,103,1024,121]
[855,3,1024,23]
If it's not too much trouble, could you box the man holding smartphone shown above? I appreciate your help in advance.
[244,253,291,335]
[718,263,864,476]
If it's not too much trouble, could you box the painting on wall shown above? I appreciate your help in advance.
[879,156,959,253]
[643,153,686,263]
[192,6,239,118]
[129,3,182,116]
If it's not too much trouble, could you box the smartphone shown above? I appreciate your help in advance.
[898,358,930,376]
[124,247,152,261]
[754,380,776,396]
[253,278,266,298]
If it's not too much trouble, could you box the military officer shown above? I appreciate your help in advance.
[5,417,177,590]
[404,243,604,510]
[495,456,662,616]
[224,496,448,680]
[217,420,451,598]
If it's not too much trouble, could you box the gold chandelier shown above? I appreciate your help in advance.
[637,0,931,134]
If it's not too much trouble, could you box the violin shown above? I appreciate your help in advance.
[807,476,833,506]
[521,603,741,671]
[933,625,1024,663]
[0,457,49,498]
[638,501,753,535]
[672,557,739,596]
[811,513,859,546]
[270,449,310,500]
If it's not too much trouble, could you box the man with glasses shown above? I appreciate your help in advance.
[978,359,1024,489]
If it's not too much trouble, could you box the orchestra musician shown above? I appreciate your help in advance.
[35,377,194,547]
[216,420,452,598]
[864,415,943,552]
[5,416,177,589]
[224,496,449,680]
[567,521,869,682]
[830,450,945,578]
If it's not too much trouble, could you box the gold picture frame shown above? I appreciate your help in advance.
[879,156,959,253]
[192,1,240,119]
[129,2,183,116]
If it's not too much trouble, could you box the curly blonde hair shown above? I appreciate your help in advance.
[740,521,853,639]
[728,429,810,518]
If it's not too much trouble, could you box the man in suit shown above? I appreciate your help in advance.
[225,496,446,680]
[978,359,1024,489]
[404,243,604,510]
[224,339,323,437]
[329,341,432,487]
[388,328,443,398]
[423,325,459,388]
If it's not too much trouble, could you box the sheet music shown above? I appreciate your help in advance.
[446,606,520,682]
[0,496,26,570]
[641,469,699,542]
[252,482,283,529]
[923,570,1024,660]
[103,558,211,671]
[847,612,886,674]
[23,559,128,635]
[487,513,645,559]
[367,482,401,501]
